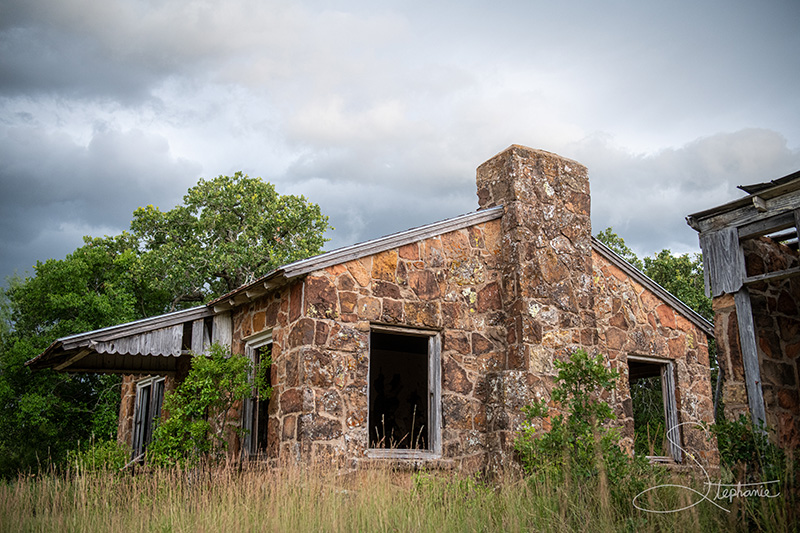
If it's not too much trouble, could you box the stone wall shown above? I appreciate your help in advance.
[116,373,178,449]
[718,237,800,448]
[225,145,719,473]
[476,146,596,472]
[117,375,137,447]
[233,219,506,471]
[231,285,292,458]
[593,253,718,466]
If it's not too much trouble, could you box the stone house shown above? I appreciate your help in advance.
[688,171,800,449]
[30,145,717,472]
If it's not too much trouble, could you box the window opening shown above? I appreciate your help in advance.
[242,332,272,457]
[368,328,440,453]
[132,376,165,460]
[628,357,681,462]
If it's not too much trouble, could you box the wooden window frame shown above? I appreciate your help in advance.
[627,354,682,463]
[132,375,165,460]
[241,330,272,459]
[366,324,442,460]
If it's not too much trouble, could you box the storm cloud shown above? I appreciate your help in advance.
[1,0,798,284]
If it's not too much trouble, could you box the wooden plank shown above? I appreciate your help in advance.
[54,349,92,371]
[794,208,800,245]
[661,362,682,462]
[212,300,236,314]
[700,227,745,297]
[190,319,208,354]
[94,325,183,357]
[371,324,440,336]
[738,210,795,240]
[744,265,800,285]
[700,239,712,298]
[212,312,233,349]
[734,289,766,427]
[66,367,176,376]
[690,185,800,233]
[66,306,213,347]
[429,333,442,455]
[241,396,254,458]
[244,286,267,300]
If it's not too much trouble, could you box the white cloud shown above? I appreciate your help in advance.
[1,0,799,286]
[577,129,800,256]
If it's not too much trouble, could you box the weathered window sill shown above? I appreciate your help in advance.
[360,450,454,471]
[365,449,440,460]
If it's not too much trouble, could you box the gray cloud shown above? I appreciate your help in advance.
[1,0,799,288]
[0,124,200,280]
[577,129,800,257]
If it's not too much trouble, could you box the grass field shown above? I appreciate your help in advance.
[1,459,795,532]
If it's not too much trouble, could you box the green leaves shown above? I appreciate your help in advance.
[132,172,331,309]
[643,249,711,321]
[0,235,148,477]
[2,171,328,475]
[148,343,257,466]
[711,415,785,482]
[514,350,638,484]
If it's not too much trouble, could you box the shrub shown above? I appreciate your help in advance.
[147,342,270,466]
[514,350,646,485]
[711,414,785,482]
[67,438,129,472]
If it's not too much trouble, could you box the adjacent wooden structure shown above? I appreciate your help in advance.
[688,170,800,442]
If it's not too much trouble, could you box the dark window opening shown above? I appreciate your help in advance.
[369,331,429,450]
[253,345,271,454]
[181,322,193,351]
[628,358,681,462]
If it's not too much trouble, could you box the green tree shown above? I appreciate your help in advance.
[0,235,163,477]
[595,227,643,270]
[643,250,712,321]
[131,172,331,309]
[147,342,271,466]
[2,174,329,476]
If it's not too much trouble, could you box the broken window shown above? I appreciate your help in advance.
[628,356,682,462]
[242,331,272,457]
[368,326,441,455]
[132,376,165,460]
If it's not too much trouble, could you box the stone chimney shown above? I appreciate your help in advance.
[476,145,596,373]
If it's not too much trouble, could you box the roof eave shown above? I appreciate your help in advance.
[687,173,800,233]
[591,237,715,338]
[209,205,506,308]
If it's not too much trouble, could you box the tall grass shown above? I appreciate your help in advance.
[0,458,795,532]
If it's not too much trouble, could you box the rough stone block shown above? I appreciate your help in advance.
[371,250,398,281]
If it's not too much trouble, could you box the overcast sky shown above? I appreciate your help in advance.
[2,0,799,287]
